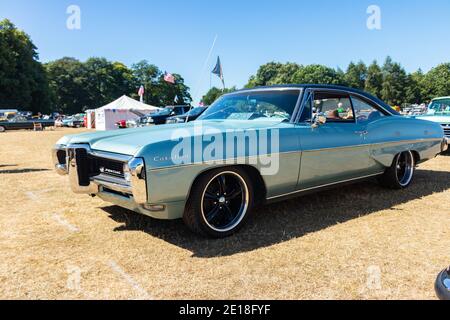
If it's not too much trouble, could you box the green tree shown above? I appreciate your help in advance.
[246,62,284,88]
[131,60,191,106]
[131,60,160,104]
[45,57,89,114]
[344,61,367,90]
[201,87,236,105]
[155,73,192,106]
[0,19,51,113]
[405,69,425,104]
[381,57,408,106]
[292,65,345,85]
[269,62,302,85]
[83,57,135,109]
[365,61,383,98]
[422,63,450,100]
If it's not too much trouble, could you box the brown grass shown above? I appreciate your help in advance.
[0,128,449,300]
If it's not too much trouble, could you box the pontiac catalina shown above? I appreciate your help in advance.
[52,85,448,238]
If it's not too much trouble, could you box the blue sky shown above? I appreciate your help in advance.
[1,0,449,104]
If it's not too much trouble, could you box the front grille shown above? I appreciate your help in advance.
[88,156,125,179]
[442,124,450,138]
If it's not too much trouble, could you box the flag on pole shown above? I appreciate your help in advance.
[212,56,225,89]
[164,72,175,84]
[138,85,145,103]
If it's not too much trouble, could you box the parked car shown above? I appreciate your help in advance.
[414,97,450,145]
[52,85,447,238]
[144,105,192,125]
[0,115,55,132]
[165,106,208,124]
[0,109,18,121]
[62,114,85,128]
[115,110,150,129]
[435,266,450,300]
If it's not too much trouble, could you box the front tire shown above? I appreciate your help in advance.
[183,168,254,238]
[0,126,5,133]
[378,151,415,189]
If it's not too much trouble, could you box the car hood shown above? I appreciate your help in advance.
[57,119,287,156]
[414,115,450,123]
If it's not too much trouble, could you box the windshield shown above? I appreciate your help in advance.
[185,107,206,117]
[198,90,301,121]
[429,99,450,114]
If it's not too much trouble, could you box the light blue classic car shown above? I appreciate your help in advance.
[415,97,450,142]
[52,85,448,238]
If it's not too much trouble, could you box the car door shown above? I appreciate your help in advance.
[297,89,371,190]
[10,117,29,130]
[350,94,392,174]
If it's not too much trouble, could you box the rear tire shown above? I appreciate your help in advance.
[378,151,415,189]
[0,126,5,133]
[435,267,450,300]
[183,167,254,238]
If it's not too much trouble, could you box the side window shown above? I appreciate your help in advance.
[351,96,386,123]
[313,91,354,122]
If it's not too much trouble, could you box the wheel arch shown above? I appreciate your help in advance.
[185,164,267,208]
[410,150,420,165]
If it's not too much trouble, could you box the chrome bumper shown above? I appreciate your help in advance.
[52,144,148,204]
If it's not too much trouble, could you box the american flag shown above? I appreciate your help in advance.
[164,72,175,84]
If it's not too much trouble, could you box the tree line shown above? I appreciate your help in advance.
[0,19,191,115]
[245,59,450,106]
[204,59,450,107]
[2,18,450,115]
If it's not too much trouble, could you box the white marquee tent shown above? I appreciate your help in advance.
[94,95,162,131]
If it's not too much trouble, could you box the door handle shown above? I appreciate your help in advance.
[355,130,368,135]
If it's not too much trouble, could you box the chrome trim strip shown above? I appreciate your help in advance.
[90,150,133,162]
[302,138,443,153]
[266,172,385,201]
[148,151,301,172]
[147,137,442,172]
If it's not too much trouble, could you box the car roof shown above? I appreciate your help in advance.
[432,96,450,101]
[229,84,399,115]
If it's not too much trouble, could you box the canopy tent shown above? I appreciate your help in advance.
[95,95,162,131]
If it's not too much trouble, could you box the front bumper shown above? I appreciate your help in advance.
[52,144,147,205]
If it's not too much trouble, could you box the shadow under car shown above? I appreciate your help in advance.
[101,169,450,258]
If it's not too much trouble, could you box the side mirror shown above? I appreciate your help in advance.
[312,113,327,128]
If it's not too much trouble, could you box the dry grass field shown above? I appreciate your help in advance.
[0,128,449,300]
